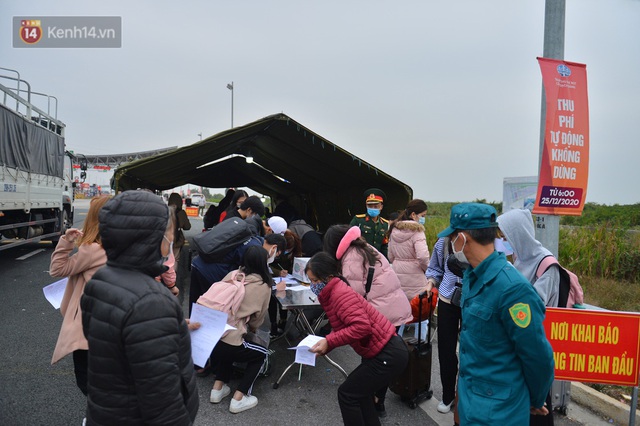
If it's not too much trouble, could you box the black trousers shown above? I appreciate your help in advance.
[437,298,462,405]
[72,349,88,396]
[338,335,408,426]
[189,267,211,316]
[268,294,288,326]
[211,340,268,395]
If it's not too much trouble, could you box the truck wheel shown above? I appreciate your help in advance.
[50,208,71,243]
[62,208,72,232]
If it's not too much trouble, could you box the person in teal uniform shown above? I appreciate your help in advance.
[438,203,554,426]
[350,188,389,258]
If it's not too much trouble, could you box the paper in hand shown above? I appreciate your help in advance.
[289,334,324,367]
[189,303,235,368]
[43,278,68,309]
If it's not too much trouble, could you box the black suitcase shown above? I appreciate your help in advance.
[389,292,433,409]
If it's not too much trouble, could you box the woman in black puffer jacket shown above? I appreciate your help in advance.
[81,191,198,425]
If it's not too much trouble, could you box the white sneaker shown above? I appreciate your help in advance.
[229,394,258,413]
[437,399,453,413]
[210,384,231,403]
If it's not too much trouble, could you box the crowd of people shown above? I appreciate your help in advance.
[49,187,558,426]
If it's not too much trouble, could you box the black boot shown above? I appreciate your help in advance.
[374,398,387,418]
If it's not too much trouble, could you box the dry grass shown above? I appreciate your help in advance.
[580,276,640,313]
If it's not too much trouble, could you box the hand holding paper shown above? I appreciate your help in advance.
[188,303,236,368]
[310,337,328,356]
[43,278,68,309]
[289,335,326,366]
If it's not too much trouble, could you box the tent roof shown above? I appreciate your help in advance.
[113,113,412,229]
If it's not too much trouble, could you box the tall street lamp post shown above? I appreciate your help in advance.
[226,81,234,128]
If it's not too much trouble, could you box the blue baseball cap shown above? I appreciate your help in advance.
[438,203,499,238]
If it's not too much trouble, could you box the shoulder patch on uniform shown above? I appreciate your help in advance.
[509,303,531,328]
[355,214,366,218]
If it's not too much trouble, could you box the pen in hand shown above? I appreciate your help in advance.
[309,296,317,302]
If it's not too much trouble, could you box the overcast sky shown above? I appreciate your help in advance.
[2,1,639,205]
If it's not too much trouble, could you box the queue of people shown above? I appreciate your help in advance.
[49,188,557,426]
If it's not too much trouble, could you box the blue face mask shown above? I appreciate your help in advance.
[418,216,426,225]
[310,281,326,296]
[367,208,380,218]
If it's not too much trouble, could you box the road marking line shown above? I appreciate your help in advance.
[16,248,46,260]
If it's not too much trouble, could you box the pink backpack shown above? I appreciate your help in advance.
[197,270,247,327]
[536,256,584,308]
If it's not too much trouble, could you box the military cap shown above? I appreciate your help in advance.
[364,188,386,204]
[438,203,498,237]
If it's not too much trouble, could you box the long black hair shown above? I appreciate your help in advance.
[224,190,249,216]
[241,245,272,285]
[305,251,350,286]
[323,224,380,271]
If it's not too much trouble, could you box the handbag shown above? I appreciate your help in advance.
[244,328,270,348]
[450,282,462,307]
[410,287,438,323]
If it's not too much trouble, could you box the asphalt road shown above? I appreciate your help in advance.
[0,199,598,425]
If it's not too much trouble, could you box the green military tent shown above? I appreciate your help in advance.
[113,113,412,230]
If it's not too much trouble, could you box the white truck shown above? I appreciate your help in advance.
[0,68,74,251]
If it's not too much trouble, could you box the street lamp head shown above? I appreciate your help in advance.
[227,83,233,90]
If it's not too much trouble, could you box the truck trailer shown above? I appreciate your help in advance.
[0,69,74,251]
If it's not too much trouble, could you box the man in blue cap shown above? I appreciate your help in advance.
[438,203,554,425]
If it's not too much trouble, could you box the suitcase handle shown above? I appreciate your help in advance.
[416,291,432,348]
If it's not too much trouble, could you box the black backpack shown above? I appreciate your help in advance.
[192,218,253,263]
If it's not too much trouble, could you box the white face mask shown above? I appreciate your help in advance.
[267,247,277,265]
[451,233,470,266]
[162,235,174,263]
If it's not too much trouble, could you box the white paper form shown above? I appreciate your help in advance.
[272,276,302,289]
[273,276,309,292]
[43,278,68,309]
[189,303,235,368]
[289,334,324,367]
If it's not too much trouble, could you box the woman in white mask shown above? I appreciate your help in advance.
[387,199,431,300]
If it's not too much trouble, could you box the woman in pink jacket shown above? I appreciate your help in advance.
[323,224,412,417]
[307,252,408,426]
[49,195,109,396]
[324,224,412,327]
[387,199,431,299]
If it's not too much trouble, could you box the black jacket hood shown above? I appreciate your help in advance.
[99,190,169,277]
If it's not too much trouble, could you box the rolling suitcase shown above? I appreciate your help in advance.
[389,292,434,409]
[551,379,571,415]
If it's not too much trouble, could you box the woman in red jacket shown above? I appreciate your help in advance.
[306,252,409,426]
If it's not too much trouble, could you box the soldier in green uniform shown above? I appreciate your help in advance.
[438,203,554,425]
[350,188,389,258]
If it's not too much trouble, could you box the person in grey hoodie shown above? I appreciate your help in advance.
[497,208,558,426]
[497,208,560,308]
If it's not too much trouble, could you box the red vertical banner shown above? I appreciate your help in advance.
[533,58,589,216]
